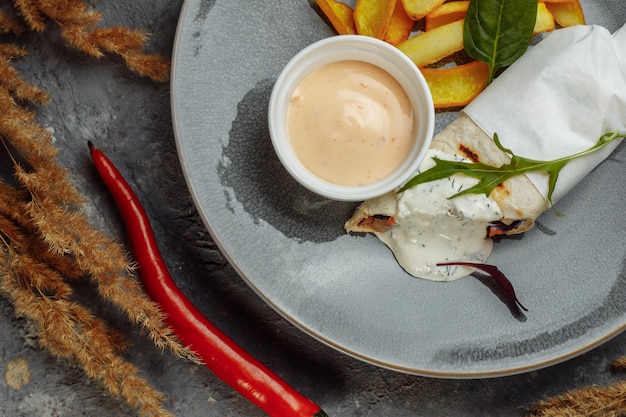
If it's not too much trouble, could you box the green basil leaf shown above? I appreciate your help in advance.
[464,0,538,83]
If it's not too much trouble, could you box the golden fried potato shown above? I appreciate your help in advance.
[384,1,415,45]
[397,19,465,67]
[401,0,446,20]
[354,0,397,39]
[534,3,556,33]
[545,0,586,27]
[421,61,489,108]
[315,0,357,35]
[424,1,468,31]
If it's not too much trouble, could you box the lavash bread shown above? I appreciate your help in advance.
[344,190,397,233]
[345,113,549,235]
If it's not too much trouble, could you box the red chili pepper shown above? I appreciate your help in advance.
[88,142,328,417]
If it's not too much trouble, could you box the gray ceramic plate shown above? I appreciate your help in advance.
[171,0,626,377]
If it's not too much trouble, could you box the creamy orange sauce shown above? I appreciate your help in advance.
[286,60,414,186]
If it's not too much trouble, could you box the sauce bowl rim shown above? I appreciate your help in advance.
[268,35,435,202]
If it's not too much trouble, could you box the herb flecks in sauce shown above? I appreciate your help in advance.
[375,150,502,281]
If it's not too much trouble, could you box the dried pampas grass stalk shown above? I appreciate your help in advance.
[0,10,25,34]
[527,356,626,417]
[0,1,201,416]
[11,0,171,82]
[0,137,199,417]
[0,243,173,417]
[527,381,626,417]
[13,0,47,33]
[612,357,626,372]
[9,0,169,82]
[0,56,49,103]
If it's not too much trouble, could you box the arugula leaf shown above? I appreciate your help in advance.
[399,131,625,214]
[464,0,538,83]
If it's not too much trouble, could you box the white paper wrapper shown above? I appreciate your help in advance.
[464,23,626,203]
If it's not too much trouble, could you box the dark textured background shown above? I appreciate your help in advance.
[1,1,625,416]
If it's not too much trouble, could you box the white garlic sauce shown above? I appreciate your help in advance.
[375,149,502,281]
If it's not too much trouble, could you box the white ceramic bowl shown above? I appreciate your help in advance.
[268,35,434,202]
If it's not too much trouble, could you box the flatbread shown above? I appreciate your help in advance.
[345,113,549,235]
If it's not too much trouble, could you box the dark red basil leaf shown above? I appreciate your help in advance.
[437,261,528,311]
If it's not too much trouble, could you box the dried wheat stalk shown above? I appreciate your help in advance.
[12,0,170,82]
[525,357,626,416]
[0,1,197,416]
[527,381,626,417]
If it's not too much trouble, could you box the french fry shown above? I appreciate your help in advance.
[425,1,554,34]
[384,1,415,45]
[424,1,468,31]
[397,19,465,68]
[420,61,490,108]
[401,0,446,21]
[534,3,555,33]
[309,0,587,110]
[545,0,586,27]
[354,0,397,39]
[315,0,357,35]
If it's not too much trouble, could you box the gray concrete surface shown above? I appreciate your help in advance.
[1,1,625,416]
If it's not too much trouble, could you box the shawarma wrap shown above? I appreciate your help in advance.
[345,113,548,237]
[345,24,626,281]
